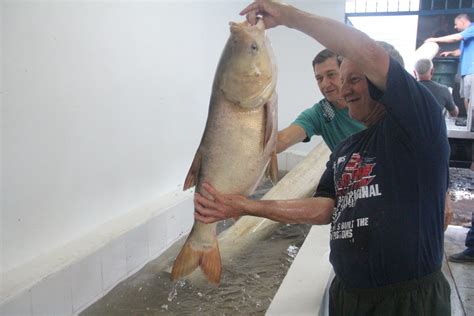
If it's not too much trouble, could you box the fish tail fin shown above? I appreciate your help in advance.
[171,236,222,285]
[200,238,222,284]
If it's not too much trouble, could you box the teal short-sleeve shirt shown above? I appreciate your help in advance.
[293,99,365,151]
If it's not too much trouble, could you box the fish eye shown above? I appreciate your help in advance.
[251,43,258,52]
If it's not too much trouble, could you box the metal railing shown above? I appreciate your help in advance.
[346,0,474,16]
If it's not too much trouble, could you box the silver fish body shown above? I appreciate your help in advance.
[171,19,278,284]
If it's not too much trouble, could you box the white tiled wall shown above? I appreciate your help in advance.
[31,268,72,316]
[277,152,288,172]
[286,152,306,171]
[101,236,127,292]
[71,251,102,312]
[147,213,167,259]
[0,290,32,316]
[0,197,194,316]
[125,226,150,274]
[165,198,194,246]
[277,150,306,172]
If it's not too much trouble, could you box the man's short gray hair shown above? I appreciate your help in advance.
[376,41,405,68]
[455,13,471,22]
[414,58,433,76]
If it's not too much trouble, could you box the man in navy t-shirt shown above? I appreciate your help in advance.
[314,56,449,289]
[194,1,452,314]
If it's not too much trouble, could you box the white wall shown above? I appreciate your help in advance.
[348,15,419,74]
[0,0,4,280]
[1,0,343,274]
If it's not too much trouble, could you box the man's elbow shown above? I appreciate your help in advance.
[449,106,459,117]
[310,198,335,225]
[313,212,332,225]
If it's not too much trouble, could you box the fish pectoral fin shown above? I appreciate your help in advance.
[171,235,222,285]
[262,93,277,151]
[183,151,202,190]
[265,150,279,185]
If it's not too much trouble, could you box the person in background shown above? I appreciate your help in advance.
[414,58,459,117]
[194,1,451,314]
[449,214,474,263]
[276,49,365,153]
[425,15,474,261]
[414,58,456,231]
[426,13,474,116]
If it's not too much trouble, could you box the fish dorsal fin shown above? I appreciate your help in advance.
[183,151,202,190]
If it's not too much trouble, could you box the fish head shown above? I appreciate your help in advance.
[217,19,277,110]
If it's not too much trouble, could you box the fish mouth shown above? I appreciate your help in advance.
[229,19,265,34]
[229,21,250,34]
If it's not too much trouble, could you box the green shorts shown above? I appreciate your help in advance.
[329,269,451,316]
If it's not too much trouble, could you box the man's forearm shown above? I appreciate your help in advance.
[280,5,389,90]
[430,33,463,44]
[244,197,335,225]
[442,49,461,57]
[276,125,307,153]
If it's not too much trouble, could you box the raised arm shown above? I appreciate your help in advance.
[240,0,389,91]
[425,33,463,44]
[194,183,335,225]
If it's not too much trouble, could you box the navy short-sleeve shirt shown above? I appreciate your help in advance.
[315,58,449,288]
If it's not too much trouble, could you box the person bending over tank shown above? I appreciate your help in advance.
[426,13,474,120]
[414,58,459,117]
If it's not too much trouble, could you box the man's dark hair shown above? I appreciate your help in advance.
[312,49,338,68]
[376,41,405,68]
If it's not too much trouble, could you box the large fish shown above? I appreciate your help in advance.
[171,19,278,285]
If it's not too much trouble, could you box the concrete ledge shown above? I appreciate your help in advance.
[266,225,332,316]
[0,189,194,316]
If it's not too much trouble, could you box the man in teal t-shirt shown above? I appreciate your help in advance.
[277,49,365,152]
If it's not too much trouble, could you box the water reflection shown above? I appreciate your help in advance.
[81,223,311,315]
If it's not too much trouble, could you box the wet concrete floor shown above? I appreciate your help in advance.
[445,167,473,316]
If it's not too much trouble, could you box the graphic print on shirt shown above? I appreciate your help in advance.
[331,153,382,241]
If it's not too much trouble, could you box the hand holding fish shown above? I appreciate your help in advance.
[240,0,291,29]
[194,183,249,224]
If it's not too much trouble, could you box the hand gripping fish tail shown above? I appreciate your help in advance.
[171,233,222,285]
